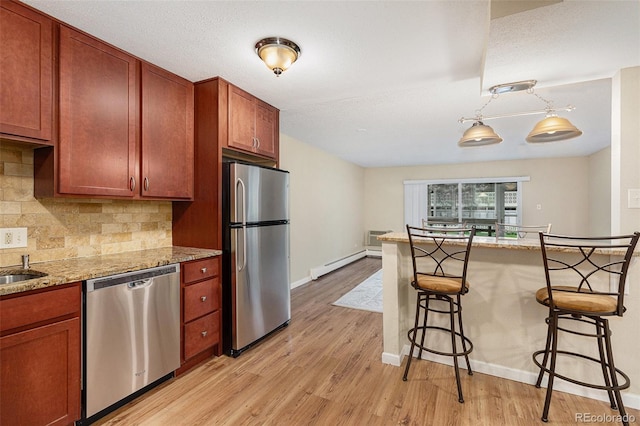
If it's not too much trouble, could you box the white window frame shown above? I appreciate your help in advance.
[403,176,530,228]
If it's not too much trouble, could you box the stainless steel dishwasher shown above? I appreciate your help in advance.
[83,264,180,422]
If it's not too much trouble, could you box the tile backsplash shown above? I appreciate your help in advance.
[0,142,172,267]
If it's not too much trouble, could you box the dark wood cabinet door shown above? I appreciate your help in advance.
[254,100,278,158]
[0,0,53,143]
[141,63,194,199]
[0,317,81,426]
[228,85,257,152]
[58,25,138,197]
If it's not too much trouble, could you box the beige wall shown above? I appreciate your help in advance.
[279,134,365,284]
[612,67,640,235]
[588,147,612,236]
[364,157,590,236]
[0,143,172,268]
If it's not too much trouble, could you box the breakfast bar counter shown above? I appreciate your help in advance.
[378,232,640,406]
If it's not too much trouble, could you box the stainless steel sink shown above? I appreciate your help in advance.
[0,270,47,284]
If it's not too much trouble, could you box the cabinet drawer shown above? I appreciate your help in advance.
[184,311,219,359]
[183,258,218,284]
[0,284,81,333]
[184,278,219,323]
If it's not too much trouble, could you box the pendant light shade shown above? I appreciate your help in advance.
[526,115,583,143]
[255,37,301,76]
[458,121,503,147]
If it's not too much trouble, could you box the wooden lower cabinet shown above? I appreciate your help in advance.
[177,257,222,375]
[0,283,81,426]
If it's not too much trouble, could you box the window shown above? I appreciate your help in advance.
[405,177,529,236]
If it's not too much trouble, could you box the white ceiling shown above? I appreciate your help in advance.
[23,0,640,168]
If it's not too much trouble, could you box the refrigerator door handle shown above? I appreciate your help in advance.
[236,227,247,272]
[236,177,247,226]
[236,177,248,271]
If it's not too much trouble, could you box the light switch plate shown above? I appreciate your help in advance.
[0,227,28,249]
[629,188,640,209]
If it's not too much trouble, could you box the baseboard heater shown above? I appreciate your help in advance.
[310,250,366,280]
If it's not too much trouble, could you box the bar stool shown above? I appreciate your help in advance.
[403,224,476,403]
[533,232,640,425]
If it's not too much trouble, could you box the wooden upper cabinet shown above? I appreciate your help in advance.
[141,63,194,199]
[254,99,278,158]
[58,25,139,197]
[228,84,278,159]
[0,0,53,143]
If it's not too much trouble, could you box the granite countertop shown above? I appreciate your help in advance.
[0,246,222,297]
[378,232,639,256]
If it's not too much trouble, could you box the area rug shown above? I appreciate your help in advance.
[332,270,383,313]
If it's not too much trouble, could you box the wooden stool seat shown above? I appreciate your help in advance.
[535,286,618,315]
[415,275,469,294]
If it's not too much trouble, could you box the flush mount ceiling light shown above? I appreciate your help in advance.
[255,37,301,77]
[458,79,583,147]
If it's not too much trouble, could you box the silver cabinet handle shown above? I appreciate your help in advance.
[130,176,136,191]
[201,267,207,274]
[256,137,260,148]
[144,177,149,191]
[201,331,208,337]
[200,296,207,302]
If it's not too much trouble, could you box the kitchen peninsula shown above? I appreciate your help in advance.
[378,232,640,407]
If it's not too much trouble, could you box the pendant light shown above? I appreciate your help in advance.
[458,80,583,146]
[255,37,301,76]
[526,114,583,143]
[458,121,503,147]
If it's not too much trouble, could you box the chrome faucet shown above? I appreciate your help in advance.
[21,254,30,270]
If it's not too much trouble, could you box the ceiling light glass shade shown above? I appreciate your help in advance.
[458,121,503,147]
[255,37,301,76]
[526,115,583,143]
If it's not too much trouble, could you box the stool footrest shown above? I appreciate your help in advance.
[533,349,630,391]
[407,325,473,358]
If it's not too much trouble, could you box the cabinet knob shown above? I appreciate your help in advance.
[130,176,136,191]
[144,177,150,191]
[201,267,207,274]
[201,330,208,337]
[200,296,207,302]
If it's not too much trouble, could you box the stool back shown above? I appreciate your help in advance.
[422,219,467,229]
[406,225,476,293]
[539,232,640,316]
[495,223,551,239]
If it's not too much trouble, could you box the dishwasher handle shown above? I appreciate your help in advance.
[127,279,153,289]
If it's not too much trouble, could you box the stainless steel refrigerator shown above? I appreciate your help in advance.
[222,161,291,357]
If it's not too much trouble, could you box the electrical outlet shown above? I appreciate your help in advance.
[0,228,28,249]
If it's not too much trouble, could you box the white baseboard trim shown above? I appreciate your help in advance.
[310,250,367,280]
[381,352,403,366]
[290,276,312,290]
[365,248,382,257]
[390,344,640,410]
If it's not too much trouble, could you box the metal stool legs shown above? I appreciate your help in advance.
[533,313,631,425]
[403,291,473,403]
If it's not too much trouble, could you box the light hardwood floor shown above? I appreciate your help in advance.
[96,257,639,425]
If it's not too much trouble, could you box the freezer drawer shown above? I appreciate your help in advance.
[230,223,290,352]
